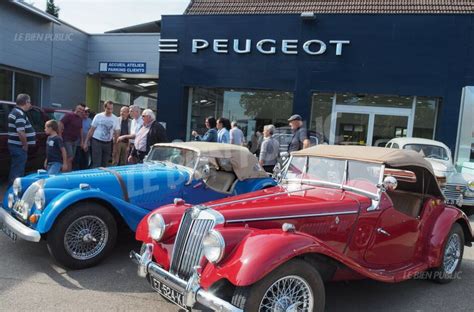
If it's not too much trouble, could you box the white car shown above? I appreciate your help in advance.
[386,137,474,212]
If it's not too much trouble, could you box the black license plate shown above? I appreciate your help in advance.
[0,221,17,241]
[150,275,189,310]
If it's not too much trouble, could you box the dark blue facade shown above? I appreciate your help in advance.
[157,14,474,150]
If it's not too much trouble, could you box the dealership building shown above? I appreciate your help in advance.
[1,0,473,167]
[159,0,474,167]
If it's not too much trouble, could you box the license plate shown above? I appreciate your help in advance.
[0,221,17,241]
[150,275,189,311]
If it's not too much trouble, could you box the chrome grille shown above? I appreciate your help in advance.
[442,184,466,203]
[170,208,216,280]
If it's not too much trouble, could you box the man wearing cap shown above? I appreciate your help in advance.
[288,114,310,152]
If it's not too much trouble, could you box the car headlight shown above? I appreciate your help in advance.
[13,178,22,197]
[148,213,166,241]
[34,188,45,211]
[7,194,14,209]
[202,230,225,264]
[467,180,474,192]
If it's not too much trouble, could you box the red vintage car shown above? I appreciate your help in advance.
[130,145,473,312]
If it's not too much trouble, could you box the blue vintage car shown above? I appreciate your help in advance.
[0,142,275,269]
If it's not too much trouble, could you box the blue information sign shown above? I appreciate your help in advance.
[99,62,146,74]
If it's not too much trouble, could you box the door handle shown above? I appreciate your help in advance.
[376,228,391,237]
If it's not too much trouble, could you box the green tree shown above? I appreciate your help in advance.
[46,0,60,18]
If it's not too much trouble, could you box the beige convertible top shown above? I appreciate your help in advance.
[292,145,444,197]
[153,142,268,180]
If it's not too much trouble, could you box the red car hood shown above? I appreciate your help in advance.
[202,183,371,223]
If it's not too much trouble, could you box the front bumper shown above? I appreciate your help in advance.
[130,244,242,312]
[0,207,41,242]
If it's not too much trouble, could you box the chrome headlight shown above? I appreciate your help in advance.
[34,188,45,211]
[13,178,22,197]
[148,213,166,241]
[7,194,14,209]
[467,180,474,192]
[202,230,225,264]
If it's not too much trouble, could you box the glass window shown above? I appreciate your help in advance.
[101,86,131,107]
[0,104,8,133]
[392,143,399,149]
[413,97,439,139]
[284,156,306,180]
[310,93,332,143]
[188,87,293,142]
[337,94,413,108]
[306,157,345,184]
[346,161,381,194]
[403,144,449,161]
[14,72,41,106]
[26,108,45,133]
[0,69,13,101]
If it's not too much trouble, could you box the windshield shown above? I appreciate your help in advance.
[284,156,382,195]
[403,144,449,161]
[146,146,198,169]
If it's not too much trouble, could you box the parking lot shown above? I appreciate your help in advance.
[1,217,474,312]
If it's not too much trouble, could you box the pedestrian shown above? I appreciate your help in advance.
[230,121,245,145]
[191,116,217,142]
[77,106,92,169]
[129,109,168,163]
[259,124,280,173]
[60,104,85,171]
[113,106,131,166]
[117,105,143,164]
[83,101,120,168]
[248,130,263,155]
[216,117,230,143]
[44,120,67,174]
[7,94,35,186]
[288,114,310,152]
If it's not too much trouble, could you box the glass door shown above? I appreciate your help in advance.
[335,112,369,145]
[372,115,409,147]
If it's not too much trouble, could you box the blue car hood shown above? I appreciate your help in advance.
[33,162,190,209]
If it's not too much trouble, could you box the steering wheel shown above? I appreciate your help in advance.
[426,154,442,160]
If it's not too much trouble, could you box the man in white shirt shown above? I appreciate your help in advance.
[230,121,245,145]
[117,105,143,164]
[83,101,120,168]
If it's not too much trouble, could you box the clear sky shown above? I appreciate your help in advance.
[31,0,190,33]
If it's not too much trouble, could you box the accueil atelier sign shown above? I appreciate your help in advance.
[159,38,350,56]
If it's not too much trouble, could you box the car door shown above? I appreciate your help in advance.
[363,192,422,266]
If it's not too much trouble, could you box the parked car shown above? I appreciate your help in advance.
[273,126,325,154]
[131,145,473,312]
[0,101,49,180]
[386,137,474,213]
[0,142,276,269]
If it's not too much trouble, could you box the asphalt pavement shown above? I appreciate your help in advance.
[0,181,473,312]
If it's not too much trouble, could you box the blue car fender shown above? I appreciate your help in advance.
[232,177,277,195]
[36,188,150,234]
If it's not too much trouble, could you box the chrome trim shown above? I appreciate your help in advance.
[130,248,242,312]
[207,186,315,209]
[226,210,358,224]
[0,208,41,242]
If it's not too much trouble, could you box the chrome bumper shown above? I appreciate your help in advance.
[130,244,242,312]
[0,207,41,242]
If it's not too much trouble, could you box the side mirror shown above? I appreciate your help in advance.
[382,176,398,191]
[272,163,282,180]
[201,164,211,181]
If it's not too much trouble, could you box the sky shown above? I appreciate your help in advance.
[30,0,190,33]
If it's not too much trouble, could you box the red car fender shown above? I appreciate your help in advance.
[426,206,474,267]
[200,228,371,288]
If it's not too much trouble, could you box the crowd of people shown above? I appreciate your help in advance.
[7,93,310,185]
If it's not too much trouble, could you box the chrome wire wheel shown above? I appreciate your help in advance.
[64,215,109,260]
[443,233,461,275]
[259,275,314,312]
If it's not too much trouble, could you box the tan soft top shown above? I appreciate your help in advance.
[153,142,268,180]
[292,145,444,197]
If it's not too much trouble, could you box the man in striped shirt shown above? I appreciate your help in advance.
[8,93,36,185]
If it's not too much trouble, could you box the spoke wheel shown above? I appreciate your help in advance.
[64,215,109,260]
[432,223,464,284]
[47,202,117,269]
[232,259,325,312]
[259,275,313,312]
